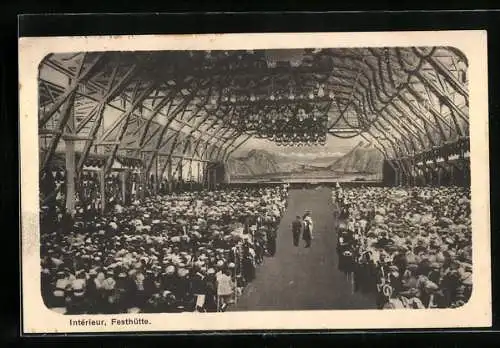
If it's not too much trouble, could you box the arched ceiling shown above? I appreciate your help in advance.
[38,47,468,175]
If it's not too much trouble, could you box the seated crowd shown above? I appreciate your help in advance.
[40,184,288,314]
[333,186,472,309]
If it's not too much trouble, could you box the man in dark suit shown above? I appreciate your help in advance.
[292,216,303,247]
[302,212,313,248]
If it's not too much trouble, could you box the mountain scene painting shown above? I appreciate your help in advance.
[227,140,384,183]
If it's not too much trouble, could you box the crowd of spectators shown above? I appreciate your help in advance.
[40,185,288,314]
[333,185,472,309]
[40,170,131,218]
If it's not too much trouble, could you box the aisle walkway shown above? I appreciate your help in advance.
[230,187,376,311]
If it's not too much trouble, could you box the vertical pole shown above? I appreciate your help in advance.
[216,291,220,312]
[450,165,455,186]
[412,163,417,186]
[233,264,238,305]
[465,162,471,186]
[167,160,173,193]
[155,154,159,195]
[189,160,193,191]
[64,105,76,214]
[206,165,210,190]
[140,169,145,200]
[225,163,231,185]
[209,165,213,190]
[100,169,106,214]
[179,159,183,192]
[64,140,76,213]
[197,161,201,188]
[213,165,217,190]
[121,171,127,204]
[135,170,140,201]
[203,163,208,189]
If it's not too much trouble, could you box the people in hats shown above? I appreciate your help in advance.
[336,185,472,309]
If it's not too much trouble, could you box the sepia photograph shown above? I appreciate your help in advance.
[19,31,491,333]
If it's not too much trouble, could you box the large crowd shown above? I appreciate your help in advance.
[40,172,473,313]
[40,184,288,314]
[333,185,472,309]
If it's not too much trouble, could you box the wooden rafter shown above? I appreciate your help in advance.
[103,81,157,174]
[76,64,138,175]
[39,54,103,127]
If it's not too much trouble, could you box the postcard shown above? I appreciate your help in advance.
[19,30,491,333]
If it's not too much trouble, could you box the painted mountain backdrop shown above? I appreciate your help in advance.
[327,141,384,174]
[227,141,383,178]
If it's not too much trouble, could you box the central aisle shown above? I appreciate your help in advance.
[230,187,376,311]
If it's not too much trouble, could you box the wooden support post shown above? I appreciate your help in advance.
[65,137,76,213]
[178,159,183,191]
[100,170,106,214]
[64,95,76,214]
[450,164,455,186]
[394,165,400,186]
[206,166,210,190]
[225,163,231,184]
[121,171,127,204]
[167,160,173,193]
[211,166,215,190]
[189,160,194,191]
[411,164,417,186]
[197,161,201,186]
[139,170,146,200]
[207,166,211,190]
[213,165,217,189]
[155,154,159,195]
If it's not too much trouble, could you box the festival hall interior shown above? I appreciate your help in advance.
[38,48,471,313]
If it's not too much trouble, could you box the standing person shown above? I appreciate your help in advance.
[204,269,218,312]
[190,266,207,312]
[216,268,234,312]
[302,211,314,248]
[292,216,303,247]
[266,224,278,256]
